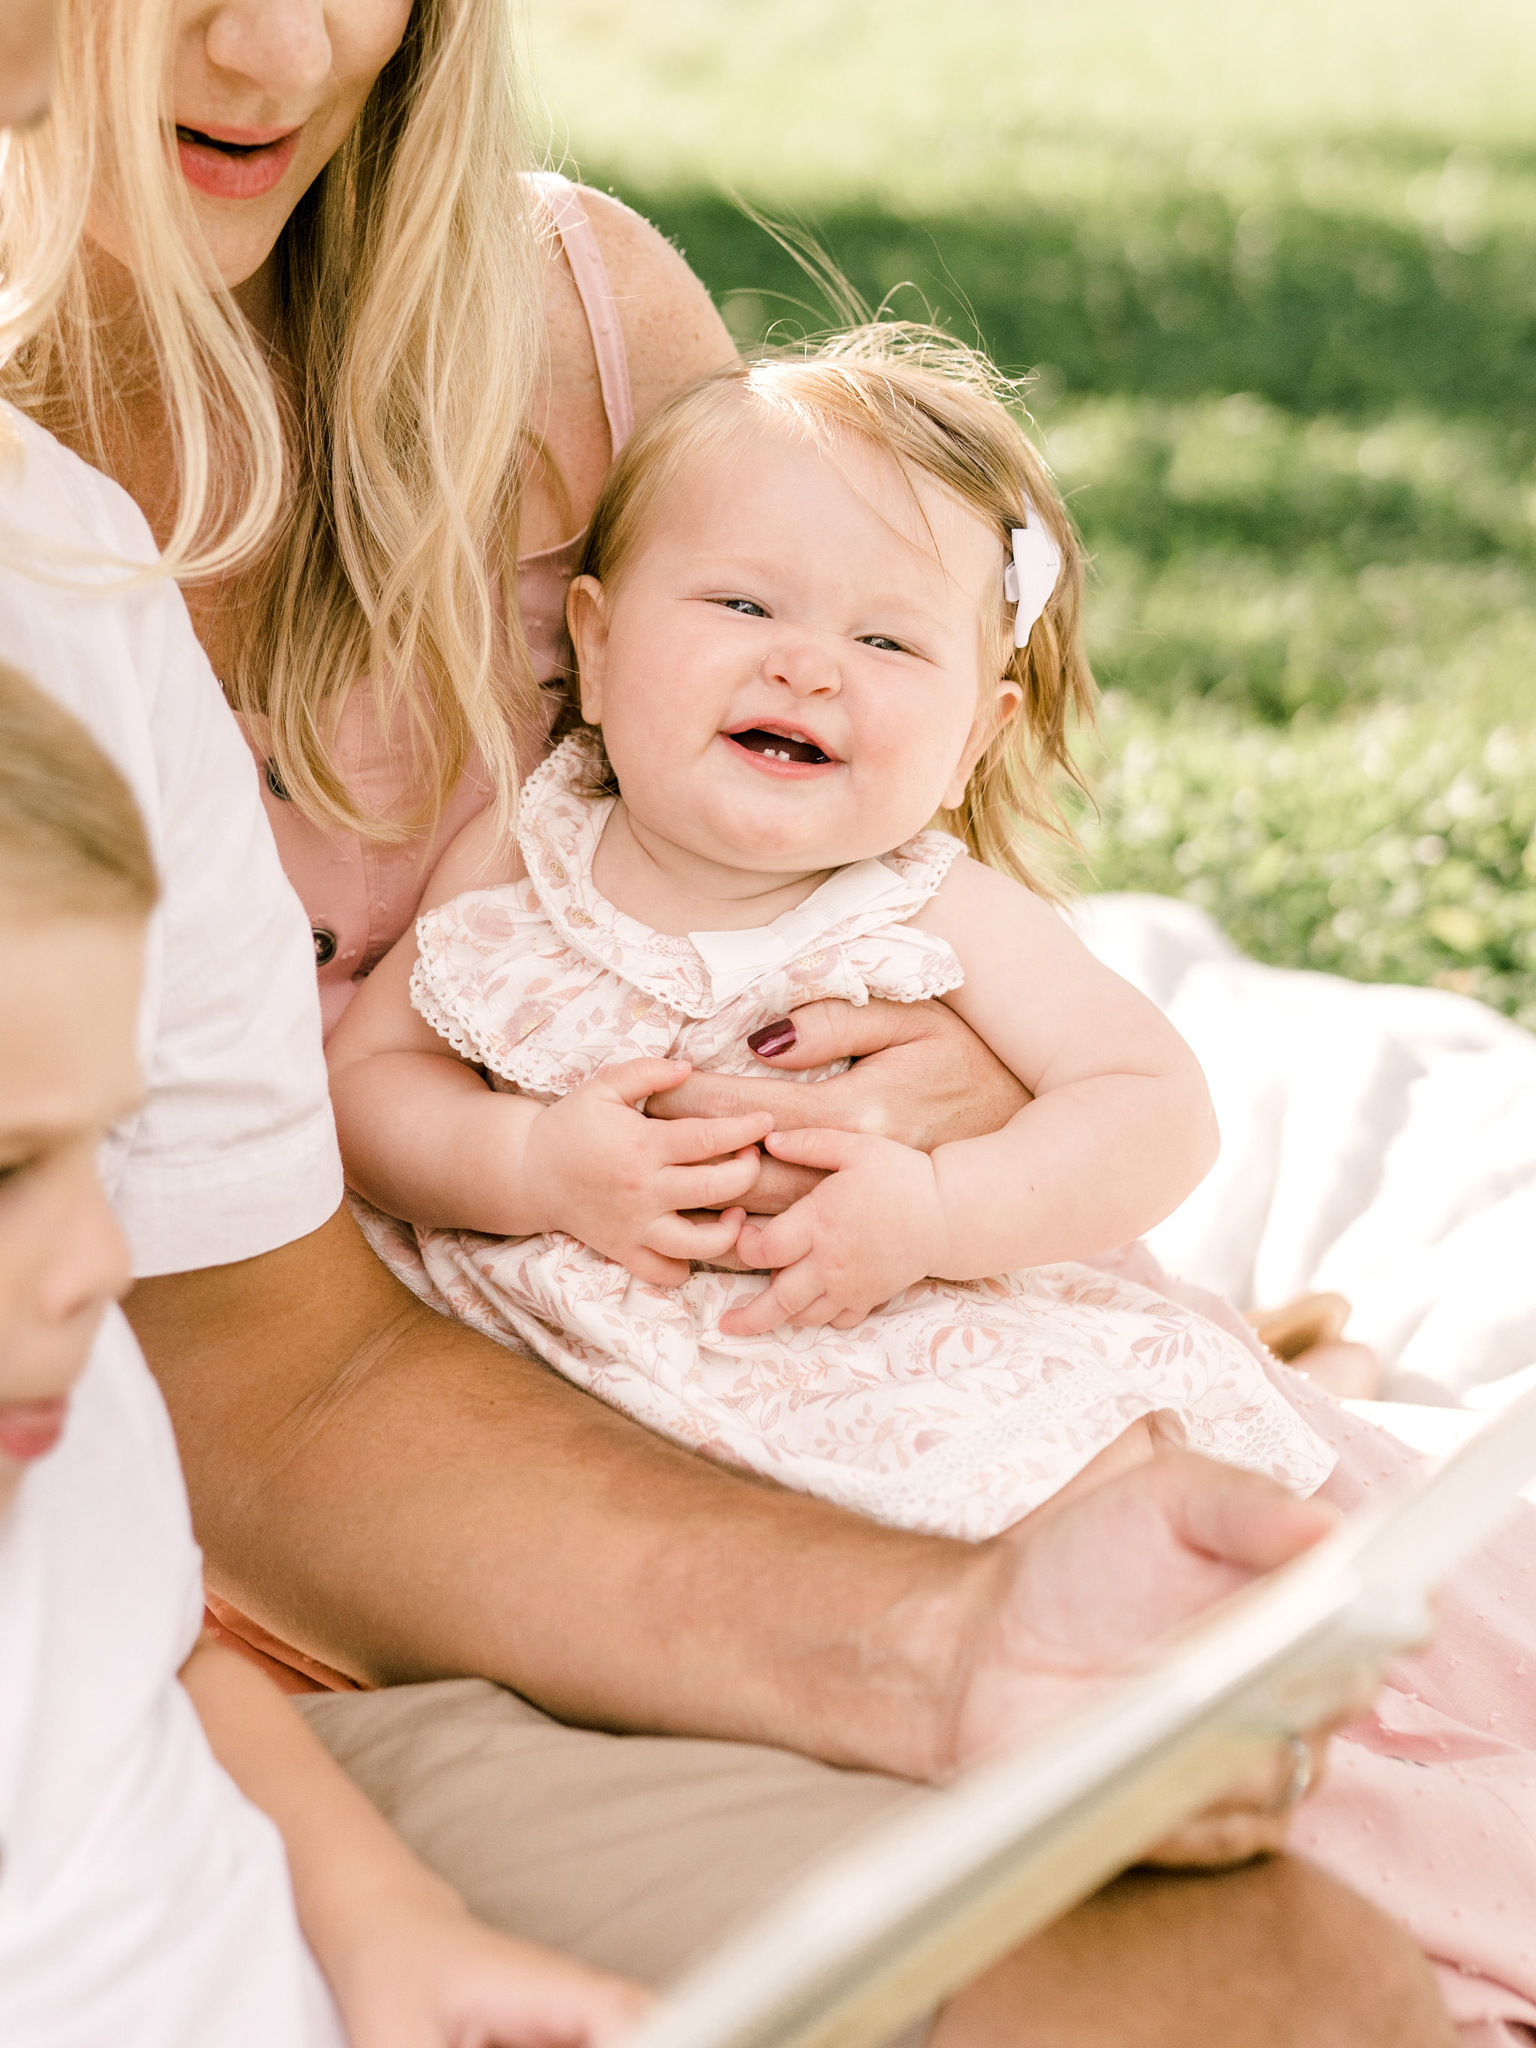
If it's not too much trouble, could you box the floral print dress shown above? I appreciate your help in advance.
[355,736,1334,1539]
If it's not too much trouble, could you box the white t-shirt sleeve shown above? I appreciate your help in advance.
[0,408,343,1275]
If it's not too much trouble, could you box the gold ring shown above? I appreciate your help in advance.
[1271,1734,1313,1814]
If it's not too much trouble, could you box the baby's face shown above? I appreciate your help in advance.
[0,915,142,1518]
[570,421,1020,880]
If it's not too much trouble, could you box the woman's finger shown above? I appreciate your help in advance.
[643,1067,830,1125]
[745,998,931,1072]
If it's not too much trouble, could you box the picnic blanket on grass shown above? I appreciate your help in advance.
[1077,893,1536,1408]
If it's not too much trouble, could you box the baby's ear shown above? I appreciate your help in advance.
[943,679,1023,809]
[566,575,610,723]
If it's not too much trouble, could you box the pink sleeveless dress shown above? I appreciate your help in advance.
[238,173,635,1038]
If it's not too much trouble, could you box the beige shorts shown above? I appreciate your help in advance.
[299,1677,935,2033]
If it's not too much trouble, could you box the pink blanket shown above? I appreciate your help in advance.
[1101,1245,1536,2045]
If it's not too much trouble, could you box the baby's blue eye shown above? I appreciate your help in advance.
[859,634,906,654]
[718,596,767,617]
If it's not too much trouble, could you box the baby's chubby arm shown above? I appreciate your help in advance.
[326,811,773,1283]
[722,858,1217,1334]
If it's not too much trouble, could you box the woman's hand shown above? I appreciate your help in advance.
[526,1059,772,1284]
[648,999,1029,1215]
[327,1885,649,2048]
[721,1130,947,1335]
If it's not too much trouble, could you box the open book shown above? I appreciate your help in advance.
[622,1385,1536,2048]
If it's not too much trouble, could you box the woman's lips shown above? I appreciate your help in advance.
[175,126,300,202]
[0,1397,68,1462]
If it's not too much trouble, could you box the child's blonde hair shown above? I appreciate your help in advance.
[0,661,158,919]
[564,325,1096,896]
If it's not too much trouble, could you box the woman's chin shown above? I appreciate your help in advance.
[182,206,289,299]
[82,210,276,304]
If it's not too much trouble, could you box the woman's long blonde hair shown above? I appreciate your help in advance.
[567,327,1097,898]
[0,0,547,840]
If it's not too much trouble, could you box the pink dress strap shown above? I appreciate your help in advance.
[529,170,635,454]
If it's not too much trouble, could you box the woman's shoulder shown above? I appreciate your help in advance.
[568,185,738,419]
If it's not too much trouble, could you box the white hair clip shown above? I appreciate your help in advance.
[1002,500,1063,648]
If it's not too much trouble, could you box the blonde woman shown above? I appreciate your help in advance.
[0,5,1456,2043]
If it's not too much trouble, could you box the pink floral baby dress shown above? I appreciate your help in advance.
[356,735,1334,1539]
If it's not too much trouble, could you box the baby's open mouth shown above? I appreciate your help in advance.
[727,728,832,766]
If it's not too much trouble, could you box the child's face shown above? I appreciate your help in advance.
[570,421,1022,879]
[0,914,142,1518]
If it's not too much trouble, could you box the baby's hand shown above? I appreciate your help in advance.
[527,1059,773,1285]
[719,1129,949,1335]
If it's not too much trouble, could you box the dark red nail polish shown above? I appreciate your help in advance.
[747,1018,796,1058]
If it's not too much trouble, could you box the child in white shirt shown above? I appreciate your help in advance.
[0,658,645,2048]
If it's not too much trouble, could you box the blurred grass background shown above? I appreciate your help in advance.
[529,0,1536,1024]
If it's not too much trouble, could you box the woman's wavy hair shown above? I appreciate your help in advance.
[565,326,1097,897]
[0,0,546,841]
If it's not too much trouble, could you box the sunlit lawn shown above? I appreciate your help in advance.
[530,0,1536,1022]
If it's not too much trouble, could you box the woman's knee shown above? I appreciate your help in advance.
[929,1853,1454,2048]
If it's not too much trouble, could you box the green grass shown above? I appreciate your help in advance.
[526,0,1536,1023]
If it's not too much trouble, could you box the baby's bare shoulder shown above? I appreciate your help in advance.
[419,806,527,914]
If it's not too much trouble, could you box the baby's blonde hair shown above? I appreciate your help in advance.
[564,326,1096,896]
[0,661,158,919]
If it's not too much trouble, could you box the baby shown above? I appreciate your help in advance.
[329,329,1333,1539]
[0,661,642,2046]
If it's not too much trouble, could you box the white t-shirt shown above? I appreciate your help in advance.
[0,414,348,2037]
[0,402,343,1275]
[0,1311,346,2046]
